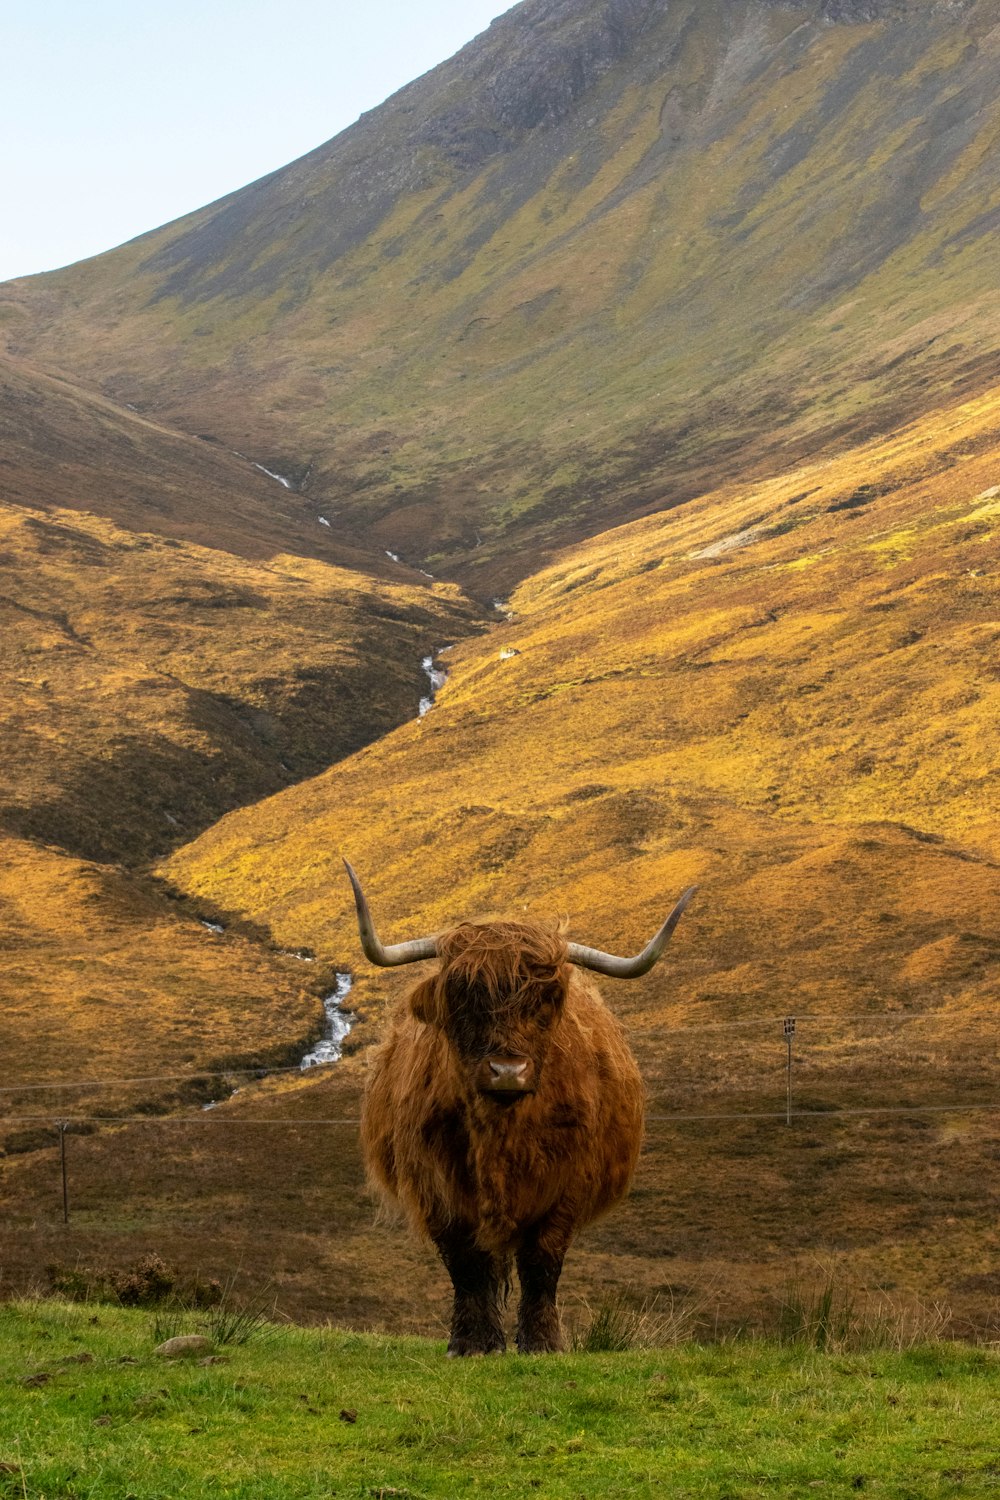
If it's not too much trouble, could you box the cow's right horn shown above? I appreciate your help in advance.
[344,860,439,967]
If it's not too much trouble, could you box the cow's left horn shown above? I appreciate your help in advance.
[567,887,697,979]
[344,860,439,967]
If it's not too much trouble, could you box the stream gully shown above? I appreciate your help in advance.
[202,974,355,1108]
[200,643,451,1111]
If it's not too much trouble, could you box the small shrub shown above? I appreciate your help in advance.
[109,1253,176,1307]
[46,1253,222,1310]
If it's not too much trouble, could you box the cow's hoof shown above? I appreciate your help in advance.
[447,1338,506,1358]
[515,1329,564,1354]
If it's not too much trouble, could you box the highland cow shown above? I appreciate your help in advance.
[346,861,696,1356]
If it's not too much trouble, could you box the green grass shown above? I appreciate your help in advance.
[3,1301,1000,1498]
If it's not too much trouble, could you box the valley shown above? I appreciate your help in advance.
[1,0,998,1342]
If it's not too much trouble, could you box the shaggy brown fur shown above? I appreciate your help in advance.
[361,920,645,1355]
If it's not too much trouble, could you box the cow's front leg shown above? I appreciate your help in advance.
[515,1217,571,1353]
[432,1224,508,1356]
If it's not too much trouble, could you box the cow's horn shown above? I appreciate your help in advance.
[567,887,697,979]
[344,860,439,967]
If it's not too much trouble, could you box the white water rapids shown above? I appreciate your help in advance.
[201,974,354,1108]
[300,973,355,1068]
[418,653,449,717]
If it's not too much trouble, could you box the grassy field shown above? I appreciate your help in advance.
[3,1299,1000,1498]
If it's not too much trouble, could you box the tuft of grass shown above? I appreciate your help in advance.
[149,1278,277,1349]
[571,1286,702,1352]
[199,1279,278,1347]
[766,1274,953,1352]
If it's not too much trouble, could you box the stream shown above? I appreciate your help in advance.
[253,462,293,489]
[202,973,355,1107]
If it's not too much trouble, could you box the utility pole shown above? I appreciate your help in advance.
[57,1121,69,1224]
[783,1018,796,1125]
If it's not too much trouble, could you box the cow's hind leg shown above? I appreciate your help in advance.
[433,1224,508,1357]
[515,1216,571,1353]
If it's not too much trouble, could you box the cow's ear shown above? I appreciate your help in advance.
[410,976,445,1027]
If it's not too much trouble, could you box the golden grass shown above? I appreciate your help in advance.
[136,383,1000,1330]
[0,497,476,863]
[0,835,322,1128]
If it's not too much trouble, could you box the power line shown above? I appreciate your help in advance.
[0,1062,339,1094]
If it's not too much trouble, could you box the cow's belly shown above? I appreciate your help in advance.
[398,1092,639,1252]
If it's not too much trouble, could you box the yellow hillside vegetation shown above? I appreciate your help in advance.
[147,385,1000,1329]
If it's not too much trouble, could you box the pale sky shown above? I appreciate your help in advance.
[1,1,517,284]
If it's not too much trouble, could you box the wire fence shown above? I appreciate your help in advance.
[4,1003,999,1236]
[3,1102,1000,1126]
[4,1018,1000,1113]
[2,1003,994,1098]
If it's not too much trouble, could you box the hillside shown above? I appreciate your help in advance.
[4,0,1000,585]
[0,498,476,865]
[0,362,480,1134]
[138,379,1000,1331]
[0,353,366,564]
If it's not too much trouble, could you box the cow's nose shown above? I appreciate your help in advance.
[477,1055,536,1094]
[490,1060,529,1085]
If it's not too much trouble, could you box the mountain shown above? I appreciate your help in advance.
[4,0,1000,588]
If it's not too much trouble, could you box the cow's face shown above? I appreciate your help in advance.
[409,921,569,1102]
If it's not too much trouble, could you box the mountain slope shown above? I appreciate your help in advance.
[0,498,477,865]
[150,380,1000,1328]
[0,365,478,1142]
[5,0,1000,586]
[0,353,364,564]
